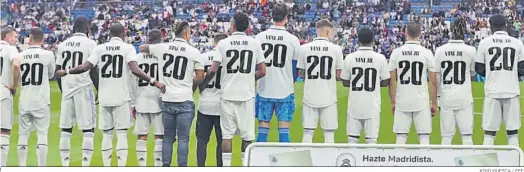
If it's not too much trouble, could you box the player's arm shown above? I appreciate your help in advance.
[340,54,351,88]
[55,47,64,92]
[193,57,205,93]
[427,50,438,109]
[255,42,267,80]
[89,65,99,91]
[68,61,95,74]
[335,47,343,81]
[388,50,398,107]
[8,48,21,94]
[292,38,301,82]
[474,42,486,77]
[139,44,150,53]
[517,44,524,77]
[297,46,306,80]
[48,51,56,78]
[380,56,391,87]
[200,61,220,92]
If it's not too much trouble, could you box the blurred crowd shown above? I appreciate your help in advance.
[2,0,524,58]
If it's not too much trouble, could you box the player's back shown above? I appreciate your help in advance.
[18,46,55,111]
[435,40,475,109]
[57,33,98,98]
[298,37,343,107]
[90,37,135,106]
[0,42,19,100]
[133,52,161,112]
[390,41,435,112]
[152,38,203,102]
[255,26,300,99]
[476,31,524,98]
[215,32,265,101]
[199,49,222,114]
[345,47,389,116]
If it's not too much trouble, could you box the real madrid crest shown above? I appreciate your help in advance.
[336,153,356,167]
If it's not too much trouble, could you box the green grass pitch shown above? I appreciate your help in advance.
[4,81,524,166]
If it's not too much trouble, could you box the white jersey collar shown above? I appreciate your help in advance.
[313,37,329,41]
[358,47,373,51]
[174,38,188,43]
[0,40,8,45]
[73,33,88,37]
[28,45,42,49]
[232,32,246,36]
[269,25,286,30]
[405,41,420,45]
[494,31,508,35]
[448,40,464,43]
[110,37,124,42]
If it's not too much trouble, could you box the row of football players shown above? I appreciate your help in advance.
[0,4,522,168]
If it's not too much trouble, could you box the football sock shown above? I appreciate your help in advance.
[82,132,94,166]
[302,128,314,143]
[59,132,71,166]
[441,136,452,145]
[116,130,128,167]
[241,152,245,166]
[462,135,473,145]
[278,128,290,142]
[17,134,29,166]
[483,131,495,145]
[101,130,113,167]
[222,153,232,167]
[324,130,335,143]
[154,139,163,167]
[136,140,147,167]
[366,138,377,144]
[418,134,430,145]
[36,134,48,166]
[395,133,407,144]
[508,134,519,147]
[256,127,269,142]
[348,135,359,144]
[1,135,10,167]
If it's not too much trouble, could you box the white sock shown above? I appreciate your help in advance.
[102,130,114,167]
[136,140,147,167]
[1,135,10,167]
[154,139,163,167]
[36,134,48,166]
[116,130,128,167]
[348,136,359,144]
[418,134,430,145]
[59,132,71,166]
[302,129,314,143]
[441,136,452,145]
[82,132,94,166]
[222,153,232,167]
[483,134,495,145]
[396,134,407,144]
[508,134,519,147]
[324,130,335,143]
[17,134,29,167]
[462,135,473,145]
[366,138,377,144]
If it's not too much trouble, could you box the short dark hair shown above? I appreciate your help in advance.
[214,33,228,44]
[489,14,507,31]
[315,19,333,29]
[175,21,190,37]
[109,22,125,38]
[148,29,163,44]
[30,27,44,42]
[358,27,374,45]
[233,12,250,32]
[1,27,15,40]
[406,22,421,38]
[73,16,90,34]
[272,3,288,22]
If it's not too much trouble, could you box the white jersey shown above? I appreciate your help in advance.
[88,37,137,106]
[214,32,266,101]
[435,40,476,110]
[198,49,221,116]
[389,41,436,112]
[149,38,204,103]
[255,26,301,99]
[341,47,390,119]
[130,52,161,113]
[18,46,55,111]
[0,41,20,100]
[56,33,98,99]
[476,31,524,98]
[297,37,343,108]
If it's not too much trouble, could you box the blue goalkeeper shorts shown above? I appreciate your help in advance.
[255,94,295,122]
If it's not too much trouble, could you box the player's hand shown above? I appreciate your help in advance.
[430,104,437,117]
[199,84,206,93]
[56,70,67,77]
[153,81,166,93]
[4,85,16,96]
[95,94,99,105]
[391,104,396,115]
[131,107,136,119]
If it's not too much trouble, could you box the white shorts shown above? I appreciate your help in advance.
[19,106,51,135]
[302,103,338,130]
[482,97,521,131]
[59,87,96,130]
[220,98,255,141]
[347,116,380,139]
[440,105,473,137]
[133,112,164,135]
[393,108,432,134]
[99,102,133,130]
[1,99,13,130]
